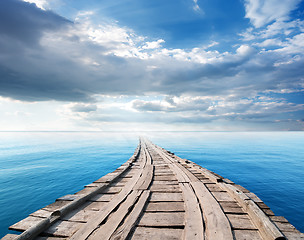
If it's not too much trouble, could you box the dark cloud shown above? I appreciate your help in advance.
[71,104,97,112]
[0,0,70,47]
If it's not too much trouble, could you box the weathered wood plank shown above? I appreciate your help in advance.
[61,208,99,223]
[145,202,185,212]
[134,164,154,190]
[270,216,289,223]
[205,184,225,192]
[234,230,263,240]
[283,232,304,239]
[150,192,183,202]
[109,190,150,240]
[151,141,233,240]
[30,209,52,218]
[154,175,177,181]
[138,212,184,227]
[152,180,179,185]
[191,181,234,240]
[131,227,184,240]
[88,190,144,240]
[223,183,286,240]
[42,200,69,212]
[89,194,115,202]
[81,201,108,211]
[181,182,204,240]
[69,144,147,240]
[212,191,235,202]
[44,220,84,237]
[226,214,257,230]
[102,186,122,194]
[1,234,19,240]
[245,193,263,203]
[150,184,181,192]
[9,216,43,232]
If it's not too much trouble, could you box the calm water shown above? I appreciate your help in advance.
[0,132,303,237]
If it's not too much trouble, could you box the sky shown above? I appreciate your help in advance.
[0,0,304,131]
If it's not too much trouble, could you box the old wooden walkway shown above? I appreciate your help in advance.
[2,138,303,240]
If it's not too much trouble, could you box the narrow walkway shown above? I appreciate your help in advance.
[3,138,303,240]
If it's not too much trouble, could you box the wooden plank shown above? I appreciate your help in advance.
[226,214,257,230]
[181,183,204,240]
[223,183,285,240]
[154,175,177,181]
[154,168,173,173]
[115,178,130,183]
[9,216,43,232]
[138,212,184,227]
[200,179,216,184]
[57,194,84,201]
[110,190,150,240]
[154,172,175,176]
[274,221,300,232]
[270,216,289,223]
[109,182,126,187]
[88,190,145,240]
[205,184,225,192]
[219,201,242,208]
[134,165,154,190]
[234,184,250,193]
[61,209,99,223]
[1,234,19,240]
[263,209,275,216]
[69,145,146,240]
[150,192,183,202]
[219,202,245,214]
[85,182,106,188]
[150,141,234,239]
[191,181,234,240]
[94,173,122,183]
[212,192,234,202]
[131,227,184,240]
[145,202,185,212]
[82,201,108,211]
[153,165,170,169]
[89,194,115,202]
[234,230,263,240]
[283,232,304,239]
[42,200,69,212]
[152,180,178,185]
[44,220,84,237]
[103,186,122,194]
[150,184,181,192]
[30,209,52,218]
[245,193,263,203]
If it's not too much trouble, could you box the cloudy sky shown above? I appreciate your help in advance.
[0,0,304,131]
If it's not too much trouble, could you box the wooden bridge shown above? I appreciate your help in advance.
[2,138,303,240]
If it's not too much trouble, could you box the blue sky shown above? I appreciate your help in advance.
[0,0,303,131]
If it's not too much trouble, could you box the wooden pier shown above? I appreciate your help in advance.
[2,138,303,240]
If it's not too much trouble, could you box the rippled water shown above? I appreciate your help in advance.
[0,131,303,237]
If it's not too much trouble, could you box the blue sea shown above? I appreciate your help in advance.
[0,132,303,237]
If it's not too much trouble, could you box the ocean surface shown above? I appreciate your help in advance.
[0,131,303,237]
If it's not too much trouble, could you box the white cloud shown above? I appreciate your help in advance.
[23,0,49,10]
[54,95,304,131]
[142,39,165,50]
[244,0,301,28]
